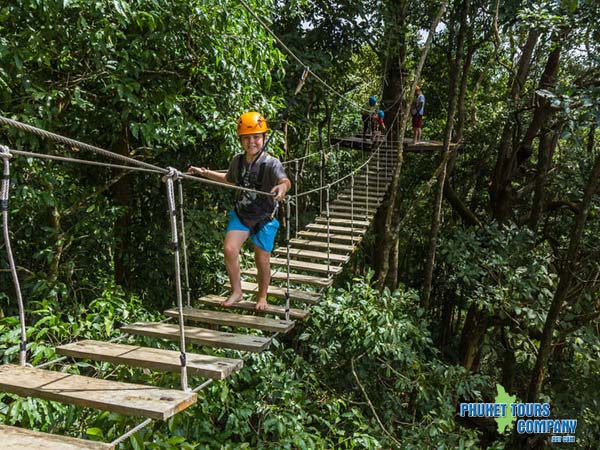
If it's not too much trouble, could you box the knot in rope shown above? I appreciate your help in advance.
[0,145,13,160]
[162,166,182,182]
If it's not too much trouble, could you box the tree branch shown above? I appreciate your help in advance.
[351,356,402,447]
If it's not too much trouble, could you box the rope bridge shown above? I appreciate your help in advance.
[0,112,413,448]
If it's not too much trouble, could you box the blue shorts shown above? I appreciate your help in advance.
[226,210,280,253]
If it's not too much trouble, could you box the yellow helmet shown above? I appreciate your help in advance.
[237,112,269,136]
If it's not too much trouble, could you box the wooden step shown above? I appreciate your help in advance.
[0,364,196,420]
[121,322,270,353]
[228,281,321,304]
[347,186,389,193]
[328,210,374,220]
[198,294,310,320]
[329,200,377,211]
[315,216,370,227]
[329,200,379,214]
[274,247,350,263]
[330,195,383,205]
[288,238,355,253]
[57,340,242,380]
[164,306,294,333]
[337,193,383,201]
[0,424,114,450]
[297,231,362,244]
[346,183,390,191]
[306,223,367,236]
[354,176,392,182]
[270,256,343,274]
[329,204,377,213]
[242,267,334,287]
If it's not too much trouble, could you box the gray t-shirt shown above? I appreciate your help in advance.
[226,152,288,229]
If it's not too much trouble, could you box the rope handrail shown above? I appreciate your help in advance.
[2,115,395,200]
[0,115,167,173]
[0,115,278,198]
[9,149,164,174]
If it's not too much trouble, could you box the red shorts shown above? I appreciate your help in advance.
[412,115,423,129]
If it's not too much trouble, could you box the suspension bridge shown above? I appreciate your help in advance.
[0,110,449,448]
[0,0,456,445]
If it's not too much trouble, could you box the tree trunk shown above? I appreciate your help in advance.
[459,303,488,370]
[490,29,540,222]
[516,35,564,167]
[525,151,600,402]
[422,0,469,308]
[375,1,448,288]
[528,124,560,229]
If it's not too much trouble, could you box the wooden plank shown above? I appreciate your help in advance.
[228,281,321,304]
[332,200,377,210]
[242,267,334,287]
[164,307,294,333]
[0,424,114,450]
[0,364,196,420]
[330,204,377,213]
[270,256,343,274]
[306,224,367,236]
[121,322,270,353]
[288,238,355,253]
[297,231,362,244]
[57,340,242,380]
[198,294,310,320]
[336,193,383,201]
[273,246,350,263]
[328,210,374,220]
[314,216,370,227]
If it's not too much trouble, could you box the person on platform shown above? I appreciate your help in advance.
[411,86,425,144]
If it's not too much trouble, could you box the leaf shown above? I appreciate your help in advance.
[86,427,104,438]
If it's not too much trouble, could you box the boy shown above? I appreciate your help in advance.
[188,112,291,310]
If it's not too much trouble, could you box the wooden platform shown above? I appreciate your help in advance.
[335,136,449,152]
[0,424,114,450]
[0,364,196,420]
[57,340,242,380]
[230,281,321,304]
[164,307,295,333]
[242,267,334,287]
[197,294,310,320]
[121,322,271,353]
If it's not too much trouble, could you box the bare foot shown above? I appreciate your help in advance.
[255,298,268,310]
[222,292,244,307]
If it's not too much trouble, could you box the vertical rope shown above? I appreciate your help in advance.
[163,169,188,391]
[1,145,27,366]
[319,138,324,212]
[350,174,354,242]
[365,166,369,220]
[177,179,192,308]
[377,152,380,196]
[285,196,291,321]
[326,185,331,276]
[294,160,299,238]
